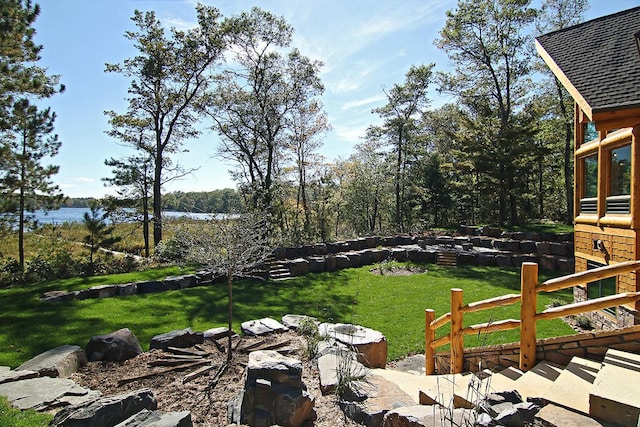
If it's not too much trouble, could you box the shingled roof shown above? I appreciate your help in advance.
[536,6,640,126]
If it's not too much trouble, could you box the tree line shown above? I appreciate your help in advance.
[1,0,588,269]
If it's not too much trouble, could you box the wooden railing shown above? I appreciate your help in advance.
[425,260,640,375]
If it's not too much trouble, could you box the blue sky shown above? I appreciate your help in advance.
[32,0,639,198]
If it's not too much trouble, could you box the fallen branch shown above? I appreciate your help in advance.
[118,360,210,386]
[182,364,216,384]
[166,346,209,357]
[238,339,291,353]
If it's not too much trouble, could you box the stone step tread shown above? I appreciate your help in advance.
[370,368,471,406]
[477,361,563,401]
[541,356,601,415]
[590,349,640,426]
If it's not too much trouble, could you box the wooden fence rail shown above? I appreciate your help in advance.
[425,260,640,375]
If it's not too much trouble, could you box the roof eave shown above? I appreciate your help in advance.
[535,39,593,120]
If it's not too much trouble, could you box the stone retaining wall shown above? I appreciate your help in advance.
[432,325,640,374]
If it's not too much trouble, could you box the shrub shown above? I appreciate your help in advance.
[24,255,54,283]
[0,257,24,288]
[574,314,594,330]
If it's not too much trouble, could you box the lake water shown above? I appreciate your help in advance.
[31,208,220,225]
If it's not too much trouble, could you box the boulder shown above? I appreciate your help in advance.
[52,388,156,427]
[136,281,168,294]
[149,328,204,350]
[241,317,287,336]
[229,350,315,427]
[16,345,87,378]
[318,352,367,395]
[85,328,143,362]
[288,258,310,276]
[0,376,101,411]
[340,375,414,427]
[117,283,137,297]
[319,323,388,368]
[89,284,118,298]
[114,409,192,427]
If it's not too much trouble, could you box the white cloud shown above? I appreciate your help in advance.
[76,177,96,183]
[342,94,386,111]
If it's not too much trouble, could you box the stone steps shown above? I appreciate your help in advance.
[264,256,292,280]
[383,349,640,426]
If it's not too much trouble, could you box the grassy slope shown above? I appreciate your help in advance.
[0,264,575,368]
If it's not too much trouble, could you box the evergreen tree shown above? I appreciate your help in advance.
[82,203,121,276]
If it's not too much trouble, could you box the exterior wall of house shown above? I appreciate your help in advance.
[573,118,640,327]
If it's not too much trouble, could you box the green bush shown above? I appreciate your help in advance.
[0,257,24,288]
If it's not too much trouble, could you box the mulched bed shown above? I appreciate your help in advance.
[70,331,360,427]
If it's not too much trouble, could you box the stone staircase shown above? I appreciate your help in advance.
[264,256,292,280]
[372,348,640,426]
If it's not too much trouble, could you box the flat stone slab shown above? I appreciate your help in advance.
[590,349,640,427]
[114,409,192,426]
[541,356,600,415]
[0,368,39,385]
[281,314,318,330]
[382,406,471,427]
[16,345,87,378]
[535,403,606,427]
[52,388,156,427]
[203,327,232,340]
[149,328,204,350]
[0,376,100,411]
[241,317,287,336]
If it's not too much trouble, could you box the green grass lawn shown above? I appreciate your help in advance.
[0,264,575,368]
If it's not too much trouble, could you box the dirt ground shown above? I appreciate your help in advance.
[70,331,360,427]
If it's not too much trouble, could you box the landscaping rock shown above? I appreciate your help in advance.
[534,403,606,427]
[229,350,315,427]
[0,367,38,385]
[149,328,204,350]
[241,317,287,336]
[16,345,87,378]
[0,376,100,411]
[340,374,414,427]
[317,352,367,395]
[117,283,137,296]
[281,314,318,330]
[136,280,168,294]
[85,328,143,362]
[51,388,156,427]
[319,323,388,368]
[289,258,310,276]
[41,290,77,302]
[89,284,118,298]
[114,408,192,427]
[203,327,232,340]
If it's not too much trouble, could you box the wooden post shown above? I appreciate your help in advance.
[425,309,435,375]
[450,288,464,374]
[520,262,538,371]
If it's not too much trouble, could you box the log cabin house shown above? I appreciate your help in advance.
[536,6,640,328]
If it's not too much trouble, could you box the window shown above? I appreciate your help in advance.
[606,144,631,214]
[580,154,598,213]
[610,145,631,196]
[587,261,616,315]
[584,122,598,142]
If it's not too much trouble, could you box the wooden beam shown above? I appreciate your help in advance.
[535,40,592,120]
[538,260,640,292]
[425,309,435,375]
[537,292,640,321]
[461,294,521,314]
[520,262,538,372]
[450,288,464,374]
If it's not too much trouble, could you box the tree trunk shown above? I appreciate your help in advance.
[227,272,233,363]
